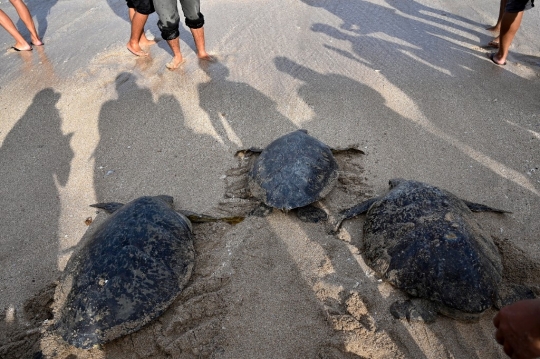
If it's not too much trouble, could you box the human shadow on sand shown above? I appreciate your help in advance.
[93,72,193,202]
[273,56,427,167]
[197,61,297,152]
[0,88,73,358]
[273,56,524,357]
[300,0,540,197]
[270,58,433,358]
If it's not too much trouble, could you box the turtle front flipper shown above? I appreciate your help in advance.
[330,146,365,155]
[178,210,245,225]
[331,197,380,233]
[90,202,124,214]
[249,203,273,217]
[494,283,537,309]
[389,299,437,323]
[295,204,328,223]
[235,147,264,157]
[462,200,511,213]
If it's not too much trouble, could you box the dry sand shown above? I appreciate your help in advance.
[1,0,540,357]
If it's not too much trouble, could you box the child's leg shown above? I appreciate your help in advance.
[0,8,32,50]
[9,0,42,45]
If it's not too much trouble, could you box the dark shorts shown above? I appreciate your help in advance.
[126,0,155,15]
[505,0,534,12]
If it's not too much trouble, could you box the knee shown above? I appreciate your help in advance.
[185,12,204,29]
[158,18,180,40]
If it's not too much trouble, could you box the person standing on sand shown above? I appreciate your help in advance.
[486,0,507,45]
[487,0,535,66]
[0,0,42,51]
[152,0,212,69]
[126,0,156,56]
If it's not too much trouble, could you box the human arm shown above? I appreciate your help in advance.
[494,299,540,359]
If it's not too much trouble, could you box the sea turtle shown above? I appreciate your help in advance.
[334,179,534,321]
[239,129,362,222]
[53,195,235,349]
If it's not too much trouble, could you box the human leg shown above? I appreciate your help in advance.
[9,0,42,45]
[492,10,523,64]
[154,0,183,68]
[165,38,184,69]
[127,11,150,56]
[179,0,212,60]
[128,6,155,46]
[0,9,32,50]
[190,27,212,60]
[487,0,507,32]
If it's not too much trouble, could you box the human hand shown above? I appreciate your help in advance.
[494,299,540,359]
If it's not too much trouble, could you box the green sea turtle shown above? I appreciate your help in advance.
[53,196,240,349]
[239,129,362,222]
[334,179,534,321]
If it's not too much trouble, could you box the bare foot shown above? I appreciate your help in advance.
[198,53,216,62]
[11,42,32,51]
[127,42,148,57]
[487,40,500,48]
[140,36,156,47]
[487,36,500,48]
[488,52,506,66]
[166,56,185,69]
[31,37,44,46]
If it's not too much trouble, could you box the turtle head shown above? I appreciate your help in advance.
[154,195,174,208]
[389,178,406,189]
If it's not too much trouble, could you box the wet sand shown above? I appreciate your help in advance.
[1,0,539,357]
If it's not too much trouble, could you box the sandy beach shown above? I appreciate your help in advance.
[1,0,539,357]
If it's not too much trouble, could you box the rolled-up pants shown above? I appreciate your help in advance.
[153,0,204,40]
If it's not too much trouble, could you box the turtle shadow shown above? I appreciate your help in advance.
[0,88,73,358]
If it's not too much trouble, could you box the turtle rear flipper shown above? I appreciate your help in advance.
[295,204,328,223]
[462,200,512,213]
[90,202,124,213]
[494,283,537,310]
[178,209,244,225]
[330,146,365,155]
[331,197,380,233]
[249,203,273,217]
[389,299,437,323]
